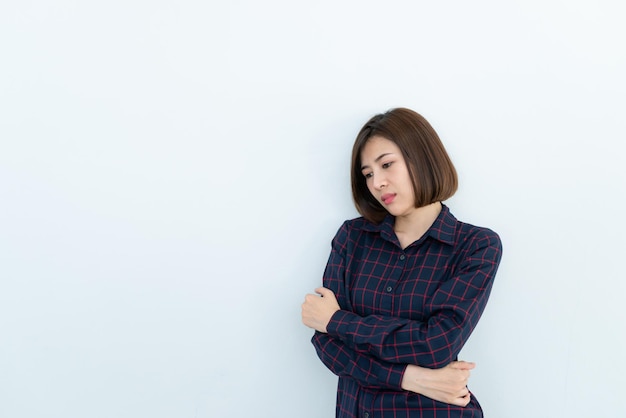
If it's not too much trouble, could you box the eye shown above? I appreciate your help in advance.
[382,161,393,169]
[363,172,373,179]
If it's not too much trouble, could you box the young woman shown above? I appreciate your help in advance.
[302,108,502,418]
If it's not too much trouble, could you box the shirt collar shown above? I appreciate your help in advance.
[429,204,457,246]
[359,204,457,246]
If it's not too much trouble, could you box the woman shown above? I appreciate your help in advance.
[301,108,502,417]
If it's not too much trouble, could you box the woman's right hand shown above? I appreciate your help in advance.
[400,361,476,407]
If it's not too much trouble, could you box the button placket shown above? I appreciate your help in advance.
[385,253,407,294]
[379,251,407,312]
[384,253,406,294]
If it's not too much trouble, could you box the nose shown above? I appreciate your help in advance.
[372,171,387,190]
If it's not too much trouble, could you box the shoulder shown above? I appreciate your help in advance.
[454,220,503,264]
[331,216,379,248]
[457,221,501,246]
[340,216,373,231]
[333,216,371,239]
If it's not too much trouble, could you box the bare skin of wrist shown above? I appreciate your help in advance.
[400,361,476,407]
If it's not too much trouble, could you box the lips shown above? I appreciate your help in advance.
[381,193,395,205]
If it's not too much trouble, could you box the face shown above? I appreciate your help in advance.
[360,135,417,218]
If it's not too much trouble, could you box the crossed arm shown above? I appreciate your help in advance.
[303,288,475,406]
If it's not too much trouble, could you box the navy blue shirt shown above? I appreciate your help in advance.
[312,205,502,418]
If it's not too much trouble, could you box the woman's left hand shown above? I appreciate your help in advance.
[301,287,341,333]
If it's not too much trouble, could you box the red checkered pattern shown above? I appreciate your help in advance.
[311,205,502,418]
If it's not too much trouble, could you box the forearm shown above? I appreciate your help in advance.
[312,331,406,390]
[313,324,475,407]
[326,309,468,368]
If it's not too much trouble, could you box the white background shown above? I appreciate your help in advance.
[1,1,625,417]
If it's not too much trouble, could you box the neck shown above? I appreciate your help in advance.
[393,202,442,248]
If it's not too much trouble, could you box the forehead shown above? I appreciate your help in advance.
[360,135,401,162]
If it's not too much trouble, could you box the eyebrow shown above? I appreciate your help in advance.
[361,153,393,170]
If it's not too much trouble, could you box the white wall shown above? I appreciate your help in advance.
[1,1,624,417]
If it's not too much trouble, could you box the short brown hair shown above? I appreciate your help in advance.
[351,108,458,223]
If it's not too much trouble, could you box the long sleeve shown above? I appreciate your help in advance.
[326,227,502,369]
[312,332,406,390]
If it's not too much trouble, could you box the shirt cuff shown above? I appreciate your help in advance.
[387,364,407,389]
[326,309,359,340]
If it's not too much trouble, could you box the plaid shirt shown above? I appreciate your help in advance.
[311,205,502,418]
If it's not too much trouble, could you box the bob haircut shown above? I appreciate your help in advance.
[351,108,458,224]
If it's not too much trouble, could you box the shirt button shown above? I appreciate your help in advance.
[386,286,393,293]
[399,254,406,260]
[364,413,369,418]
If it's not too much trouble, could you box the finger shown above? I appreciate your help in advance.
[456,393,471,407]
[315,287,335,297]
[447,390,471,407]
[450,361,476,370]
